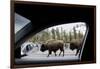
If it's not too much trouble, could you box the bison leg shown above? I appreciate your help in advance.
[47,51,52,57]
[75,49,80,56]
[59,49,64,56]
[59,50,64,56]
[54,52,57,56]
[63,50,64,56]
[59,51,62,56]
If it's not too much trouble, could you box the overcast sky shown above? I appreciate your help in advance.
[46,22,86,35]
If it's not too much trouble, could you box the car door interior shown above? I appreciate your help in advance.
[14,2,96,65]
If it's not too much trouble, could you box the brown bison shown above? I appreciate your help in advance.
[69,39,82,56]
[40,40,64,57]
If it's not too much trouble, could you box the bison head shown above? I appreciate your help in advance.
[40,44,47,52]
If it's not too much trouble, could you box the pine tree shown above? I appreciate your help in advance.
[73,26,77,39]
[60,27,64,40]
[56,27,60,40]
[78,30,83,39]
[69,31,72,42]
[51,28,56,39]
[63,30,68,42]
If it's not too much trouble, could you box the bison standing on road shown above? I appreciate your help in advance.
[40,40,64,57]
[69,39,82,56]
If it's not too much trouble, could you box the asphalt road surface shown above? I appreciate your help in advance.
[15,46,80,64]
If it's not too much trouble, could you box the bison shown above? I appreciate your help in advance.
[69,39,82,56]
[40,40,64,57]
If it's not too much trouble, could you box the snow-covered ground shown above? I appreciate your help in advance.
[15,46,80,64]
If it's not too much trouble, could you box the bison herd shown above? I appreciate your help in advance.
[22,39,83,57]
[40,39,83,57]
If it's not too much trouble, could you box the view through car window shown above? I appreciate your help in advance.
[15,22,87,63]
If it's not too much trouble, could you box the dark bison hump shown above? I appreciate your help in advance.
[70,43,80,50]
[46,40,64,51]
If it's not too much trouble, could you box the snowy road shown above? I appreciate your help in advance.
[15,46,80,64]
